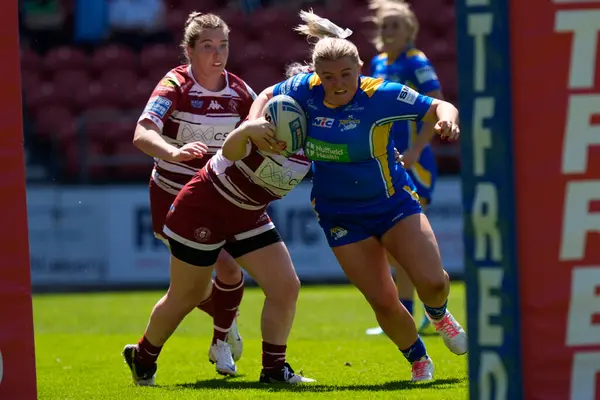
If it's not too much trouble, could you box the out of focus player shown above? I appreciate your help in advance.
[366,0,444,336]
[124,11,254,380]
[124,98,316,384]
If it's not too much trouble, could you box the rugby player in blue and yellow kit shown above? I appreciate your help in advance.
[249,10,467,382]
[367,0,443,336]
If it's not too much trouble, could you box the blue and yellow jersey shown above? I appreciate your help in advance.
[370,48,441,151]
[273,72,432,213]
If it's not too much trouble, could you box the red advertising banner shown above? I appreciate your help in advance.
[0,0,38,398]
[511,1,600,399]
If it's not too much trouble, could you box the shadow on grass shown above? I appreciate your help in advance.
[165,377,465,392]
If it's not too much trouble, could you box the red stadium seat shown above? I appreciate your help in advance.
[179,0,221,13]
[24,81,59,113]
[33,105,76,141]
[21,70,43,96]
[43,46,88,72]
[20,48,42,73]
[113,138,154,178]
[51,69,91,109]
[63,140,109,180]
[91,44,137,73]
[99,68,139,108]
[244,65,284,93]
[139,43,183,74]
[165,7,187,42]
[82,81,119,110]
[123,79,155,111]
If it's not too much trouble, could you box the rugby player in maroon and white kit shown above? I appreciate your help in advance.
[123,77,316,383]
[122,12,256,383]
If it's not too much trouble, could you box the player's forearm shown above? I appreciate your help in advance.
[248,86,274,120]
[434,100,459,124]
[133,122,178,161]
[222,124,250,161]
[412,124,436,153]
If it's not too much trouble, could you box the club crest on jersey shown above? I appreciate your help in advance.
[338,115,360,131]
[313,117,335,128]
[193,227,211,243]
[191,100,204,108]
[330,227,348,240]
[228,99,239,113]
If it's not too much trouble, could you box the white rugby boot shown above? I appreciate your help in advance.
[427,310,468,355]
[226,314,243,361]
[209,339,237,376]
[411,357,434,381]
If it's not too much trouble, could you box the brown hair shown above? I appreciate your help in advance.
[180,11,230,62]
[286,10,362,77]
[372,2,419,52]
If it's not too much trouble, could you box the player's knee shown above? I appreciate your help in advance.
[165,287,206,313]
[267,273,300,306]
[365,287,399,315]
[214,252,242,283]
[420,271,449,295]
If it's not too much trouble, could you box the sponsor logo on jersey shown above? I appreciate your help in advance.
[312,117,335,128]
[144,96,172,118]
[415,66,438,84]
[305,137,350,162]
[397,86,418,105]
[207,100,224,111]
[160,78,178,88]
[191,100,204,108]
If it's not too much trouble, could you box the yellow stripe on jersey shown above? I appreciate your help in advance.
[403,185,420,201]
[411,161,432,188]
[407,49,427,59]
[370,122,395,197]
[309,74,322,89]
[361,77,384,97]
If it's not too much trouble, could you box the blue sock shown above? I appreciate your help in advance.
[400,336,427,363]
[424,300,448,320]
[400,299,414,315]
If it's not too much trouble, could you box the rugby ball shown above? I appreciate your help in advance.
[262,94,307,157]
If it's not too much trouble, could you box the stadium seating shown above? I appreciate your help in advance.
[21,0,460,181]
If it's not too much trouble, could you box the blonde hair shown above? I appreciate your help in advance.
[285,10,363,78]
[181,11,230,62]
[372,1,419,52]
[368,0,407,12]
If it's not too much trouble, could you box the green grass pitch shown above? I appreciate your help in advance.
[34,282,468,399]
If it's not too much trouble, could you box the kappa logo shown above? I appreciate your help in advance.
[207,100,224,111]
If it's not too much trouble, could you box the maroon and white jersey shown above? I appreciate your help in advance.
[138,64,256,195]
[207,146,311,210]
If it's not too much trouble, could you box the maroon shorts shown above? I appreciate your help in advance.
[163,170,278,265]
[149,178,177,242]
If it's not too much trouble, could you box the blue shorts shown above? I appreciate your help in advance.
[406,145,437,203]
[315,186,423,247]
